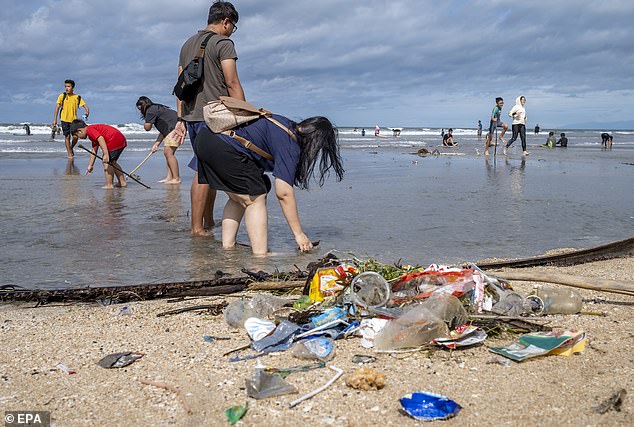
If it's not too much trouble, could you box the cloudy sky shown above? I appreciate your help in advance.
[1,0,633,128]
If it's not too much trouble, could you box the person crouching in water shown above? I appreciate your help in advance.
[70,119,127,189]
[136,96,181,184]
[194,115,344,255]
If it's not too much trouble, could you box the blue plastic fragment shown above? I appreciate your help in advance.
[400,391,462,421]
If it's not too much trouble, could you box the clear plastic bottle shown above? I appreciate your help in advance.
[528,287,583,315]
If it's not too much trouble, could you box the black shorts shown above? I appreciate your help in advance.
[488,120,505,135]
[61,121,72,136]
[194,126,271,196]
[108,147,125,162]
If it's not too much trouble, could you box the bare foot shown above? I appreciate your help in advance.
[164,178,181,184]
[192,228,211,237]
[503,147,508,155]
[523,151,530,156]
[102,185,114,189]
[115,182,127,188]
[484,151,489,156]
[158,178,168,183]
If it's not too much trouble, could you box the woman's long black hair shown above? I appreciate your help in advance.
[136,96,153,119]
[293,116,344,190]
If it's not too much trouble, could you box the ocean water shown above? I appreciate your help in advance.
[1,123,633,289]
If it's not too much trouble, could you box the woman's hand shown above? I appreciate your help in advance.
[86,164,93,175]
[151,142,160,153]
[102,153,110,166]
[295,233,313,252]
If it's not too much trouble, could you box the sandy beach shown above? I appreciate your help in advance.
[1,256,632,426]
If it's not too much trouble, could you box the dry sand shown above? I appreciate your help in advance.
[1,258,632,426]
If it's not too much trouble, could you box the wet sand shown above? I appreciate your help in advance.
[1,257,632,426]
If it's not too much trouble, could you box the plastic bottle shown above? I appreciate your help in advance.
[528,287,583,315]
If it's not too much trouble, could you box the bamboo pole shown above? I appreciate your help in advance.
[492,271,634,296]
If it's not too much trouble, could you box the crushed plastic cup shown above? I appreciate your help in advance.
[400,391,462,421]
[350,272,390,308]
[244,317,276,341]
[292,337,335,361]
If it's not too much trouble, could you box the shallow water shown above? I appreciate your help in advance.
[0,125,632,289]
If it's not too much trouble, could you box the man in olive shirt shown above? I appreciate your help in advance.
[174,1,245,236]
[53,79,89,158]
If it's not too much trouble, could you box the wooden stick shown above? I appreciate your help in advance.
[140,379,192,415]
[492,271,634,296]
[129,150,155,175]
[247,280,305,291]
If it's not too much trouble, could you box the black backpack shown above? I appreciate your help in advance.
[59,93,82,117]
[173,32,216,103]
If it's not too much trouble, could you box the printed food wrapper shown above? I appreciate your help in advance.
[489,329,586,362]
[308,264,357,302]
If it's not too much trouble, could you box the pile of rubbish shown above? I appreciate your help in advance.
[220,256,588,422]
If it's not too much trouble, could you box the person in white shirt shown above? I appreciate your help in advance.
[504,95,529,156]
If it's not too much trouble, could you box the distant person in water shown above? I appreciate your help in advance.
[477,120,483,137]
[374,125,380,136]
[542,131,556,149]
[361,128,366,136]
[23,124,31,135]
[601,132,613,149]
[70,119,127,189]
[442,128,457,146]
[392,128,401,137]
[484,97,508,156]
[504,95,529,156]
[136,96,181,184]
[556,132,568,147]
[534,123,540,134]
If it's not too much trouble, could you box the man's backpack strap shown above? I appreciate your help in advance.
[222,130,274,161]
[58,93,67,117]
[195,32,216,59]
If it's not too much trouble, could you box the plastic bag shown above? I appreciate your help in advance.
[374,294,467,350]
[292,337,335,361]
[245,369,298,399]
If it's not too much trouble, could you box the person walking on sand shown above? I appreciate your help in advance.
[477,120,483,137]
[504,95,529,156]
[52,79,89,159]
[70,119,127,189]
[194,114,344,255]
[484,97,508,156]
[136,96,181,184]
[173,0,245,236]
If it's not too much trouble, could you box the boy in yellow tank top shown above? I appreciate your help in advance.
[52,79,90,158]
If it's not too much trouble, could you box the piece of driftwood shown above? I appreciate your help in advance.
[476,236,634,269]
[492,271,634,296]
[0,271,308,304]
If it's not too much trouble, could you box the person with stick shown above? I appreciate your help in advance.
[484,97,508,156]
[70,119,127,189]
[136,96,181,184]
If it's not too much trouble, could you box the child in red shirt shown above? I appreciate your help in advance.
[71,119,127,188]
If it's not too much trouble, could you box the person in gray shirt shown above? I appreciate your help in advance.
[173,1,245,236]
